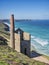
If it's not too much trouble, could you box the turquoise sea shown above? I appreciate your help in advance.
[4,20,49,56]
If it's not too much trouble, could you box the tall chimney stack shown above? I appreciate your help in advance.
[10,14,15,49]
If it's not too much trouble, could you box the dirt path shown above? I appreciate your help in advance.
[32,56,49,64]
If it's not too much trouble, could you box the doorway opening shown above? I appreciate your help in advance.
[24,48,27,55]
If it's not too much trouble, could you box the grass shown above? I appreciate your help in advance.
[0,22,49,65]
[0,61,9,65]
[0,46,47,65]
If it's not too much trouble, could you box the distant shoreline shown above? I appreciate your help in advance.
[0,19,49,22]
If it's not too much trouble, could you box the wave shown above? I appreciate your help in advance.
[3,22,49,46]
[4,22,10,27]
[31,36,35,39]
[4,22,17,30]
[15,28,17,30]
[31,35,48,46]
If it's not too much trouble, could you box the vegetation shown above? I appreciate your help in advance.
[0,46,47,65]
[0,22,48,65]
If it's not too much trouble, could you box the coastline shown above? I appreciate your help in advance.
[3,22,10,27]
[3,22,17,30]
[2,22,49,56]
[0,22,49,64]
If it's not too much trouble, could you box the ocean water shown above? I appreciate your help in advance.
[4,20,49,56]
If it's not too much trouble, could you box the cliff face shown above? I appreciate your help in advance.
[0,22,9,31]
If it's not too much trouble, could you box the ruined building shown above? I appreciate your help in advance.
[10,15,31,57]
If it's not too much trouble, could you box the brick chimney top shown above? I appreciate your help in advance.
[11,14,14,16]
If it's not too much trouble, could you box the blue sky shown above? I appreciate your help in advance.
[0,0,49,19]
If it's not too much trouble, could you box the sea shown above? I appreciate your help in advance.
[4,20,49,56]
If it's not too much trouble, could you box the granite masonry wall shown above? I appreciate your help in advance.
[15,31,31,57]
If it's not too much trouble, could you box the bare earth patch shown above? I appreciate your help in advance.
[32,56,49,64]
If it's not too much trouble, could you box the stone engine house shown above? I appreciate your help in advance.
[10,14,31,57]
[15,28,31,57]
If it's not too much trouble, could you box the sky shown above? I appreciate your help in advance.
[0,0,49,19]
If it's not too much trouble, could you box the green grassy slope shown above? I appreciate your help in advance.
[0,46,47,65]
[0,22,47,65]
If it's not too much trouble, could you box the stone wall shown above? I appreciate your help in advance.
[15,33,21,52]
[21,32,31,57]
[23,32,30,40]
[15,31,31,57]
